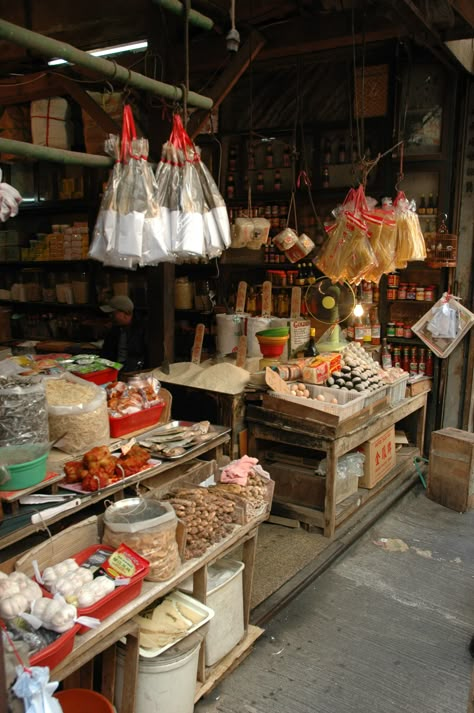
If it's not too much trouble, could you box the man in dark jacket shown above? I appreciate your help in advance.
[100,295,147,374]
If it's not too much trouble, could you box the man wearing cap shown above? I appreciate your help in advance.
[100,296,148,374]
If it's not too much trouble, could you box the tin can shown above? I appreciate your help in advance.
[388,273,400,287]
[407,284,416,300]
[387,287,398,300]
[416,287,425,301]
[387,322,396,337]
[403,324,413,339]
[398,283,407,300]
[424,285,436,301]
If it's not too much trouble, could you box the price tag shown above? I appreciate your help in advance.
[290,287,302,319]
[265,367,291,393]
[261,281,272,317]
[235,281,248,314]
[236,335,247,368]
[191,324,205,364]
[120,438,136,455]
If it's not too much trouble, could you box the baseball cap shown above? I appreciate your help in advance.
[100,295,134,314]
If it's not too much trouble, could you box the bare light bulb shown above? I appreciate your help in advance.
[353,303,364,317]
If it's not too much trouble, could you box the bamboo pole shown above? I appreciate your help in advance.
[152,0,214,30]
[0,138,114,167]
[0,19,213,110]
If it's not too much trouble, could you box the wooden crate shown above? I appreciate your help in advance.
[406,377,432,397]
[428,428,474,512]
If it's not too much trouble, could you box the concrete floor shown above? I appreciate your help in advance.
[196,487,474,713]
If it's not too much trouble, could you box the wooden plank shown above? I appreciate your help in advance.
[188,29,265,139]
[101,644,116,704]
[193,566,208,683]
[148,263,175,366]
[242,532,258,628]
[194,625,263,702]
[324,444,338,538]
[120,628,140,713]
[271,498,325,528]
[0,72,61,104]
[267,515,300,529]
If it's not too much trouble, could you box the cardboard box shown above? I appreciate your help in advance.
[428,428,474,512]
[359,426,396,488]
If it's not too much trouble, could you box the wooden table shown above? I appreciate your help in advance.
[247,392,428,537]
[0,429,230,556]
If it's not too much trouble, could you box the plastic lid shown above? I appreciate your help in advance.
[104,498,176,533]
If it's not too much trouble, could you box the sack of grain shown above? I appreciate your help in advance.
[44,373,110,454]
[31,98,73,150]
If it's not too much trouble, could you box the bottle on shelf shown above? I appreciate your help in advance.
[305,327,319,357]
[419,194,426,215]
[418,347,426,375]
[322,165,330,189]
[226,174,235,199]
[283,145,291,167]
[393,346,401,368]
[427,193,434,215]
[381,338,392,369]
[402,346,410,372]
[338,138,346,164]
[229,145,238,172]
[354,314,365,344]
[296,262,306,287]
[265,144,273,169]
[363,313,372,344]
[434,195,438,215]
[323,139,332,164]
[409,347,418,376]
[371,313,381,345]
[307,262,316,285]
[425,350,434,377]
[274,169,281,191]
[256,172,264,192]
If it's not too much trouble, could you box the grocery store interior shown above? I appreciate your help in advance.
[0,1,473,712]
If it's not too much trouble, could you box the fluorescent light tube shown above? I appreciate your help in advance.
[48,40,148,66]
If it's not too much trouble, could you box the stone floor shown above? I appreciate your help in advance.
[196,486,474,713]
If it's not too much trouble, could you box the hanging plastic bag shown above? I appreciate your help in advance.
[155,114,230,260]
[89,133,124,264]
[394,191,426,264]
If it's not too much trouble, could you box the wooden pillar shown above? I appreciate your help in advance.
[147,263,175,367]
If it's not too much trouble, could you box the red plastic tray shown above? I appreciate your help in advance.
[39,545,149,634]
[109,401,165,437]
[30,624,79,670]
[73,367,119,385]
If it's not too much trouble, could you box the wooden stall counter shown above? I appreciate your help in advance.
[247,392,428,538]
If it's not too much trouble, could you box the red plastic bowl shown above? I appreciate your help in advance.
[109,401,165,438]
[258,342,287,357]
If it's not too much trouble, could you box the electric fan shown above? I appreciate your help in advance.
[304,277,356,352]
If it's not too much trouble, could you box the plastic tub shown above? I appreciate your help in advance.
[109,402,165,438]
[115,631,202,713]
[73,367,119,385]
[179,559,245,666]
[39,545,149,633]
[55,689,114,713]
[30,624,79,669]
[0,452,48,491]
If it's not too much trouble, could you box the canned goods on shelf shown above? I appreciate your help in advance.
[416,287,425,301]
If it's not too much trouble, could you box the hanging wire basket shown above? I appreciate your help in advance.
[425,214,457,268]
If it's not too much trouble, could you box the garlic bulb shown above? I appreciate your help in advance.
[31,597,77,633]
[42,559,79,588]
[53,567,93,597]
[76,576,115,609]
[0,592,29,619]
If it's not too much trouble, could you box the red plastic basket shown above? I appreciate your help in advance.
[72,367,119,385]
[72,545,148,633]
[109,401,165,438]
[30,624,79,670]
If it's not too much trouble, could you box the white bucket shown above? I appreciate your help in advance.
[115,631,202,713]
[179,559,245,666]
[216,313,246,355]
[246,316,273,357]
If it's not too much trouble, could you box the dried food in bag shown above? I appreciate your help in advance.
[394,191,426,264]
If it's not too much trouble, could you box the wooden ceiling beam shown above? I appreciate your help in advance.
[450,0,474,30]
[188,29,266,138]
[0,72,60,104]
[53,74,120,134]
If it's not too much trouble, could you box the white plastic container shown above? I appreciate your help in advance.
[179,559,245,666]
[216,313,247,355]
[115,630,202,713]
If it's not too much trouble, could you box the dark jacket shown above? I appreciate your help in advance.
[101,318,148,374]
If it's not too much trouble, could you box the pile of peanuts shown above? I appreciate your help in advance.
[211,472,270,520]
[165,487,236,560]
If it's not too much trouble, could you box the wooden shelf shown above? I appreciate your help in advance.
[0,260,90,268]
[387,336,425,346]
[16,199,91,215]
[0,299,97,310]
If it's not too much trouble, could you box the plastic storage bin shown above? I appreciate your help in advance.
[179,559,245,666]
[109,401,165,438]
[0,451,48,491]
[73,367,119,386]
[115,631,202,713]
[55,689,114,713]
[30,624,79,669]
